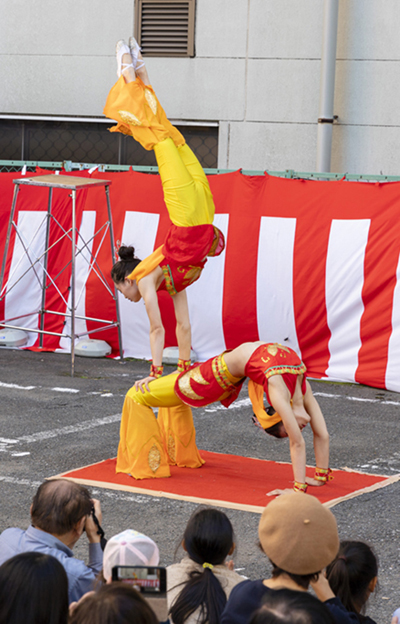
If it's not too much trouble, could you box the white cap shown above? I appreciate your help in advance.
[103,529,160,580]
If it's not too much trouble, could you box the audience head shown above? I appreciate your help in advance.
[103,529,160,582]
[326,541,378,617]
[249,589,336,624]
[258,493,339,586]
[0,551,68,624]
[111,246,141,284]
[69,582,158,624]
[31,478,92,536]
[170,507,235,624]
[182,506,235,566]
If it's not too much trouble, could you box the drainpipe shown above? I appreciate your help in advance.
[316,0,339,173]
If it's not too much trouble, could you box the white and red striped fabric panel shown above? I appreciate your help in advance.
[1,170,400,392]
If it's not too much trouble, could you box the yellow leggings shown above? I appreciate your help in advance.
[103,77,215,227]
[116,374,204,479]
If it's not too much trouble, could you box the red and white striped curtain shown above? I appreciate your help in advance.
[1,169,400,392]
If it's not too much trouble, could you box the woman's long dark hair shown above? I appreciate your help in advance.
[111,245,141,284]
[326,541,378,621]
[169,508,235,624]
[0,552,69,624]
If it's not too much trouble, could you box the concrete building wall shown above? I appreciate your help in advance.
[1,0,400,175]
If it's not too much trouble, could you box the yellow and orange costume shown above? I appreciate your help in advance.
[103,76,225,295]
[116,344,306,480]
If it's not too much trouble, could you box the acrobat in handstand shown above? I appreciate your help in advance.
[105,39,224,390]
[116,341,331,493]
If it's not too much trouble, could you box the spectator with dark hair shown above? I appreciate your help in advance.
[0,551,68,624]
[0,478,103,603]
[323,541,378,624]
[167,508,244,624]
[249,589,336,624]
[220,493,359,624]
[69,582,159,624]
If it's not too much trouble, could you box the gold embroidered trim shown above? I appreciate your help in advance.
[144,89,157,115]
[265,363,307,380]
[148,444,161,473]
[177,264,202,285]
[118,110,142,126]
[212,355,237,391]
[208,226,221,256]
[161,265,177,296]
[168,435,176,463]
[266,343,291,356]
[190,367,209,386]
[177,371,205,401]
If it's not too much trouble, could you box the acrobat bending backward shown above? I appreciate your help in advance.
[116,342,331,493]
[105,39,225,390]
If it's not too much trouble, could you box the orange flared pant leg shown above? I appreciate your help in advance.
[116,375,204,479]
[103,76,185,150]
[103,76,215,226]
[116,394,171,479]
[157,404,205,468]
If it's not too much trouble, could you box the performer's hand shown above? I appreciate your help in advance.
[267,488,294,497]
[135,376,156,393]
[305,476,325,487]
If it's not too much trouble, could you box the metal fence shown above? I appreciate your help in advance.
[0,118,218,169]
[1,119,400,181]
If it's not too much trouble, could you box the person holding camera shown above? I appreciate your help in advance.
[0,478,103,603]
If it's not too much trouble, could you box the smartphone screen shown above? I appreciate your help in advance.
[111,565,167,594]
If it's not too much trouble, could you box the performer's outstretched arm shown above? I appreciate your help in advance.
[135,275,165,392]
[267,378,307,486]
[303,381,330,486]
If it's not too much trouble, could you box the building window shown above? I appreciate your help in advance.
[0,118,218,169]
[135,0,195,57]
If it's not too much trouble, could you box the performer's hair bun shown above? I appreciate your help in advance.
[118,245,136,262]
[111,245,142,284]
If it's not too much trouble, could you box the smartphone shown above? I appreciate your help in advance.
[111,565,167,593]
[112,565,168,619]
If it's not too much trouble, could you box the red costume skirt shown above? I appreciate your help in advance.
[174,354,245,408]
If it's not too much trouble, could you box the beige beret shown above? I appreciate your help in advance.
[258,493,339,575]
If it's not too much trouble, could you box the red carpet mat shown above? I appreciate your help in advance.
[54,451,400,513]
